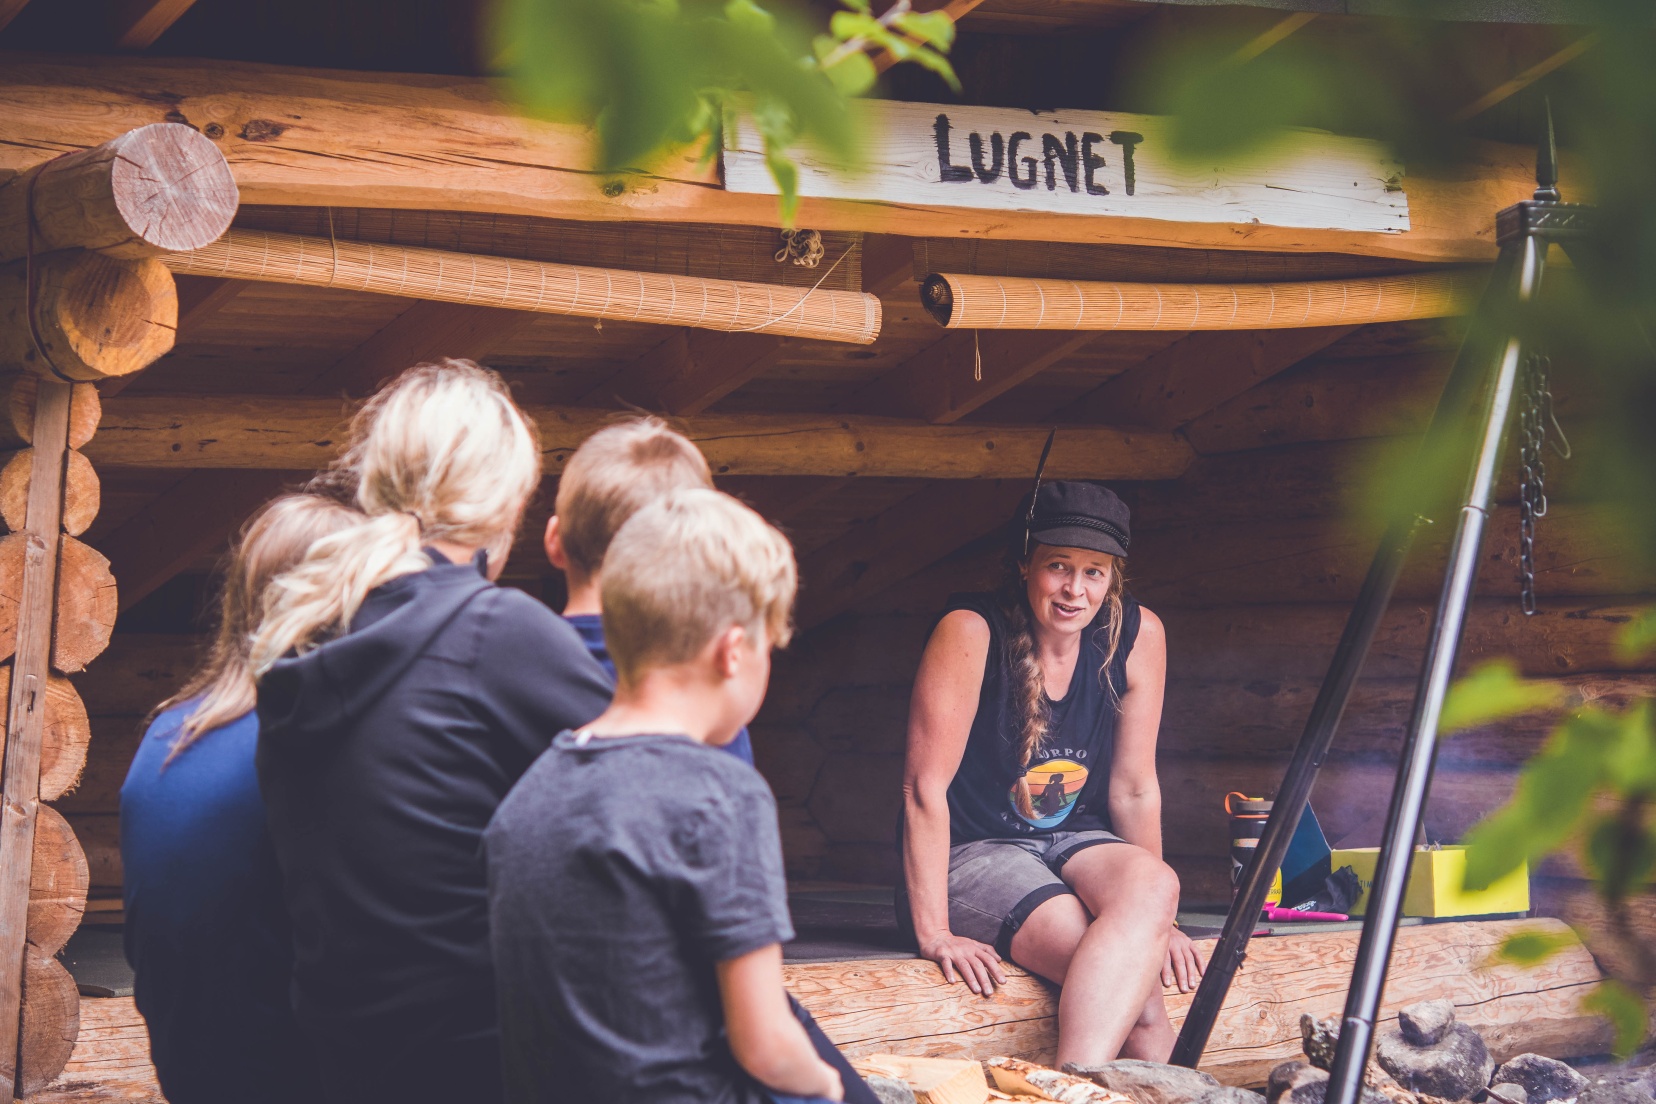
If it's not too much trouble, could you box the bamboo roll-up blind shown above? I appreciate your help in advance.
[166,229,882,344]
[920,269,1485,331]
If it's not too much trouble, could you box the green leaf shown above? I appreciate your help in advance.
[1617,608,1656,663]
[1491,926,1579,967]
[893,10,957,50]
[722,0,775,34]
[1583,981,1650,1060]
[821,49,877,96]
[1585,806,1656,900]
[839,0,870,12]
[1439,660,1564,735]
[829,10,883,39]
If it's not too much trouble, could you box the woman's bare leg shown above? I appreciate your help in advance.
[1120,990,1176,1061]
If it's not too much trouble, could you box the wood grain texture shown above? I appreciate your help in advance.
[0,56,1540,263]
[0,450,100,537]
[26,806,87,959]
[0,668,91,804]
[88,396,1196,481]
[0,378,72,1099]
[782,919,1608,1087]
[0,254,177,381]
[853,1055,988,1104]
[17,955,78,1097]
[876,330,1095,424]
[112,0,199,50]
[0,377,99,453]
[25,995,161,1103]
[0,122,235,265]
[593,330,791,415]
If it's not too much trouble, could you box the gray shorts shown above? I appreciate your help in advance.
[900,830,1123,959]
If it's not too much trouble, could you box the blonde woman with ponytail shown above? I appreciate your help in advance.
[900,481,1200,1067]
[120,493,359,1104]
[252,361,611,1104]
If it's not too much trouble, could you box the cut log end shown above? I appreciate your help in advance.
[0,376,100,451]
[28,804,89,958]
[0,665,93,802]
[0,252,177,381]
[18,954,79,1096]
[0,448,101,536]
[0,533,118,672]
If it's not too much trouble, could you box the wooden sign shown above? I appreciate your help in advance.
[723,99,1409,233]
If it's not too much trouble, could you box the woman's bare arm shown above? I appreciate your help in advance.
[1108,607,1166,857]
[902,609,1007,995]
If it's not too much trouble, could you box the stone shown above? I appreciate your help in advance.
[1376,1021,1495,1101]
[1195,1088,1268,1104]
[1490,1083,1532,1104]
[1303,1015,1343,1071]
[1399,1000,1458,1047]
[1492,1055,1589,1104]
[867,1074,917,1104]
[1578,1067,1656,1104]
[1069,1059,1222,1104]
[1266,1060,1391,1104]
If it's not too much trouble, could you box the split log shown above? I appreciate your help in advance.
[782,919,1608,1086]
[17,955,78,1097]
[0,123,237,266]
[988,1058,1131,1103]
[26,805,87,958]
[0,252,177,380]
[88,395,1197,481]
[0,449,99,536]
[23,995,162,1103]
[0,534,118,673]
[0,375,100,451]
[0,667,92,803]
[852,1055,988,1104]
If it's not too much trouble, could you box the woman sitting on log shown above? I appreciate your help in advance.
[120,492,359,1104]
[901,480,1201,1066]
[249,360,612,1104]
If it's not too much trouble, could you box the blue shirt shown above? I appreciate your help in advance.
[119,705,318,1104]
[562,613,755,766]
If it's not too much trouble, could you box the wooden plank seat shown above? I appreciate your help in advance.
[26,918,1609,1101]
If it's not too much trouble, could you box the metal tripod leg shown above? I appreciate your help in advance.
[1168,241,1522,1070]
[1323,231,1549,1104]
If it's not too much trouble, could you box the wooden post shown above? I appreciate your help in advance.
[0,375,72,1099]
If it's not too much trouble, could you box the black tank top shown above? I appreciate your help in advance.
[942,591,1142,844]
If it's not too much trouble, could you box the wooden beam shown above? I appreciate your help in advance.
[0,55,1543,263]
[87,396,1198,481]
[0,377,72,1099]
[591,330,789,415]
[796,482,1024,628]
[783,919,1608,1085]
[113,0,198,50]
[0,122,236,266]
[1452,34,1598,123]
[0,0,30,33]
[876,330,1095,424]
[98,300,530,607]
[1060,326,1359,429]
[97,275,245,399]
[861,234,916,297]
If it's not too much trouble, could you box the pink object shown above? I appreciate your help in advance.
[1263,906,1349,922]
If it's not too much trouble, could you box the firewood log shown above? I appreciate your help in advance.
[17,954,78,1096]
[0,374,100,451]
[0,252,176,380]
[0,448,99,536]
[0,666,92,802]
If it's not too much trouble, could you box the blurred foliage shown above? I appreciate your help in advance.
[490,0,956,222]
[1135,2,1656,1052]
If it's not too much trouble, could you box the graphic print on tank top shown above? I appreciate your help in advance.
[1014,756,1089,828]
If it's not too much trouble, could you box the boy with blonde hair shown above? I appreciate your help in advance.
[487,490,875,1104]
[544,417,754,764]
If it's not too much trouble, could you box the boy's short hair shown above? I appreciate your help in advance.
[601,489,797,684]
[555,417,713,577]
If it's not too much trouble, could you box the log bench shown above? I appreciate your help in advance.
[23,918,1610,1101]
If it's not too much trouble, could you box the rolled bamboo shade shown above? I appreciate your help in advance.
[920,269,1486,331]
[166,229,881,345]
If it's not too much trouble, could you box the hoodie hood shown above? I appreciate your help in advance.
[256,559,492,757]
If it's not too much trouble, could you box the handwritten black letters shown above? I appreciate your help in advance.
[934,114,1143,196]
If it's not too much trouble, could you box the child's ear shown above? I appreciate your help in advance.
[713,625,746,679]
[544,515,569,571]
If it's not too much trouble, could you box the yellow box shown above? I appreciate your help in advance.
[1333,846,1530,918]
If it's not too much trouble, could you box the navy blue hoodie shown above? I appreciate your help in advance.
[256,552,611,1103]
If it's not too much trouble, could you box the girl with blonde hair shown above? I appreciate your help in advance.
[120,492,359,1104]
[252,360,611,1104]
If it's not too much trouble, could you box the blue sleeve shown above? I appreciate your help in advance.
[472,589,615,767]
[720,727,755,766]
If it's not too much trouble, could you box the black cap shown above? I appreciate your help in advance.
[1025,481,1130,558]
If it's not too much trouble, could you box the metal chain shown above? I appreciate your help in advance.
[1517,352,1551,616]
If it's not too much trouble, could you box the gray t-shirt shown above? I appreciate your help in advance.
[485,731,794,1104]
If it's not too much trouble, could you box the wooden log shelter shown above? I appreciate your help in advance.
[0,2,1645,1101]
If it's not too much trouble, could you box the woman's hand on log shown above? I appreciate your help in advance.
[1163,926,1204,993]
[919,931,1008,996]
